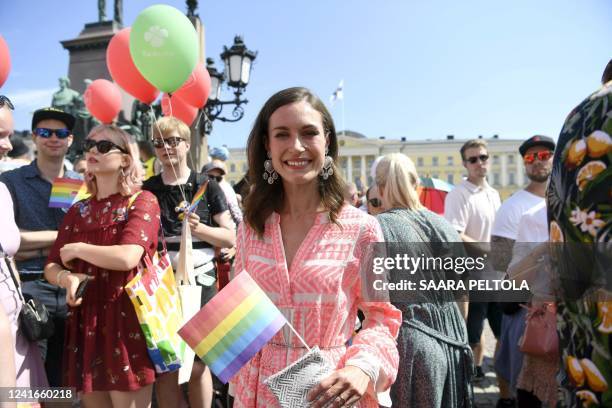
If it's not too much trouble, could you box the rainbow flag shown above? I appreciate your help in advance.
[187,179,208,213]
[178,272,287,383]
[49,177,89,208]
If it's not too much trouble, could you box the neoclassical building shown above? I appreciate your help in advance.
[224,131,528,200]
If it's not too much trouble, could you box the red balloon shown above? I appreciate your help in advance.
[0,35,11,88]
[84,79,122,124]
[172,63,211,108]
[106,28,159,104]
[161,94,198,126]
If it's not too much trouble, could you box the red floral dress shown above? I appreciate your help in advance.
[47,191,160,393]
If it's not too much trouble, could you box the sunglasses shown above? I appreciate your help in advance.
[83,139,128,154]
[152,137,184,149]
[208,175,223,182]
[34,127,71,139]
[523,150,553,164]
[0,95,14,110]
[465,154,489,164]
[368,198,382,208]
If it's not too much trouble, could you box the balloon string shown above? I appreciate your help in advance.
[149,103,189,206]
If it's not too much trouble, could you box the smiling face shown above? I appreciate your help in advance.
[32,118,73,160]
[266,100,328,187]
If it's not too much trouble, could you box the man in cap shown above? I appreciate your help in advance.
[203,159,243,225]
[490,135,555,407]
[0,107,80,386]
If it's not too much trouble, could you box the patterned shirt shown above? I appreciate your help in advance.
[547,80,612,407]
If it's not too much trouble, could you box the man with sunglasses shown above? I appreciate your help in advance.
[488,135,555,408]
[0,106,80,387]
[143,116,235,408]
[444,139,502,383]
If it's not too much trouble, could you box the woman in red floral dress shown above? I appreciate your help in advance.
[45,125,160,407]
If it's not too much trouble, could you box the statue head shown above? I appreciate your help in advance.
[58,77,70,89]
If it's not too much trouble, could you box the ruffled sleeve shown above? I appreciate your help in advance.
[344,215,401,392]
[119,190,160,258]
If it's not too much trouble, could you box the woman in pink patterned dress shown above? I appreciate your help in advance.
[45,125,160,407]
[231,87,401,407]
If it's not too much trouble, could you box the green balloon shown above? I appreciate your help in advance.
[130,4,199,93]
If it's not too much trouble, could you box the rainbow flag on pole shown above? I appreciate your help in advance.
[187,180,209,214]
[49,177,89,208]
[178,272,287,383]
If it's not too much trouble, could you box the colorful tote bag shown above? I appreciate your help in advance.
[125,248,184,374]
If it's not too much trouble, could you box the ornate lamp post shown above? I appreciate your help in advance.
[201,36,257,136]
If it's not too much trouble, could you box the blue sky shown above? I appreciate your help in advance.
[1,0,611,148]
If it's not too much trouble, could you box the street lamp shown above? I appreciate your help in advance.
[202,36,257,135]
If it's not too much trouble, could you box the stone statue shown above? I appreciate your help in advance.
[114,0,123,25]
[51,77,81,117]
[98,0,106,22]
[186,0,198,17]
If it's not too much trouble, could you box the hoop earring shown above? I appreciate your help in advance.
[320,149,334,180]
[263,152,278,184]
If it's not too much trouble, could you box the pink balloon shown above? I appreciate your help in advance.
[161,94,198,126]
[0,35,11,88]
[172,63,211,108]
[106,28,159,104]
[84,79,122,124]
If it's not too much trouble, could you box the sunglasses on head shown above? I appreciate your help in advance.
[465,154,489,164]
[208,175,223,182]
[368,198,382,208]
[523,150,553,164]
[34,127,71,139]
[0,95,14,110]
[83,139,128,154]
[152,137,184,149]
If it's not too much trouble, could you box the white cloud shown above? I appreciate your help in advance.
[9,88,56,111]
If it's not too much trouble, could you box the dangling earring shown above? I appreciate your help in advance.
[120,167,126,182]
[263,152,278,184]
[319,149,334,180]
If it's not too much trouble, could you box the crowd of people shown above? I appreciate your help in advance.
[0,59,609,408]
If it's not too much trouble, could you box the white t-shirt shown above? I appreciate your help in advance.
[516,201,548,243]
[444,179,501,242]
[492,189,545,240]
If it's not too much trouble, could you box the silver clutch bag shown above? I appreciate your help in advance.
[264,346,334,407]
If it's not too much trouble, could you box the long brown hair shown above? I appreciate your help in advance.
[243,87,346,237]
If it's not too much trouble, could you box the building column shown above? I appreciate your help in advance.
[347,155,353,182]
[360,155,366,186]
[516,154,524,186]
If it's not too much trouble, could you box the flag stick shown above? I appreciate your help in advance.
[284,321,311,351]
[341,93,345,137]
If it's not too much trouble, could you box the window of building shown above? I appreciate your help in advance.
[447,174,454,184]
[493,172,500,185]
[493,155,500,165]
[230,163,236,172]
[242,163,247,172]
[508,155,514,164]
[447,156,453,166]
[432,173,439,179]
[509,172,515,185]
[432,157,439,166]
[417,157,424,167]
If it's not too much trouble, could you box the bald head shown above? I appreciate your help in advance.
[0,104,14,158]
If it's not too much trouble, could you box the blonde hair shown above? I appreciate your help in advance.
[85,125,142,197]
[375,153,424,211]
[153,116,191,144]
